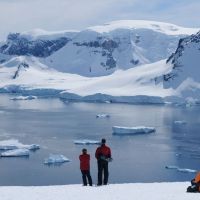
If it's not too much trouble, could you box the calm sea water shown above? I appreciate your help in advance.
[0,94,200,186]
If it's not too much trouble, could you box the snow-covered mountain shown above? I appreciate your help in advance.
[162,31,200,100]
[0,20,200,103]
[0,20,198,77]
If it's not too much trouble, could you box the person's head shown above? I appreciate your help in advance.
[101,138,106,144]
[82,148,87,154]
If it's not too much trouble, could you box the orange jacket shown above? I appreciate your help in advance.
[195,172,200,183]
[194,172,200,191]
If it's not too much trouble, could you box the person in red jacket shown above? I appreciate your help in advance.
[95,138,112,185]
[79,148,93,186]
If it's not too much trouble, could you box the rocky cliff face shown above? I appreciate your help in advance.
[162,31,200,100]
[0,33,71,57]
[163,31,200,88]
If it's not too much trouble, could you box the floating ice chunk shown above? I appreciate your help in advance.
[165,165,178,170]
[165,165,197,173]
[23,144,40,150]
[96,114,110,118]
[44,154,70,165]
[10,96,37,100]
[1,148,29,157]
[0,139,40,151]
[74,139,100,145]
[174,121,187,125]
[112,126,156,135]
[177,168,197,173]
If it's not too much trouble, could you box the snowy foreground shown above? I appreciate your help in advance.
[0,182,199,200]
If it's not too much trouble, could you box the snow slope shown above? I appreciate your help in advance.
[0,182,198,200]
[0,57,174,102]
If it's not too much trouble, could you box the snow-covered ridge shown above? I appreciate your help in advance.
[21,28,79,40]
[88,20,199,35]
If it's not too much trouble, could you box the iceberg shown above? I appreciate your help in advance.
[165,165,197,173]
[44,154,70,165]
[0,139,40,151]
[174,121,187,125]
[112,126,156,135]
[165,165,179,170]
[74,139,100,145]
[0,148,30,157]
[10,95,37,100]
[96,114,110,118]
[177,168,197,173]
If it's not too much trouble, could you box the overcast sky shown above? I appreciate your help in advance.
[0,0,199,40]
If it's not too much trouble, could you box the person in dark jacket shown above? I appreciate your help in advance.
[95,138,112,185]
[79,148,93,186]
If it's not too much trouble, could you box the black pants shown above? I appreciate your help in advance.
[97,160,109,185]
[81,170,92,186]
[187,179,200,192]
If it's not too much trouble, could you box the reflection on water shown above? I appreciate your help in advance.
[0,94,200,186]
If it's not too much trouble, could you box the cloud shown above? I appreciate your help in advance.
[0,0,199,40]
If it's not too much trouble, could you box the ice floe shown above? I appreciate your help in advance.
[74,139,100,145]
[0,148,30,157]
[0,139,40,150]
[112,126,156,135]
[174,121,187,125]
[44,154,70,165]
[165,165,197,173]
[10,95,37,100]
[96,114,110,118]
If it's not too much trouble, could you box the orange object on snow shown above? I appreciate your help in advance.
[194,172,200,191]
[194,172,200,183]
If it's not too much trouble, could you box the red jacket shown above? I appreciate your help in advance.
[95,144,111,160]
[79,153,90,170]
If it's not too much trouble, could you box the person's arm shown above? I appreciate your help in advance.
[108,147,111,158]
[95,148,100,159]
